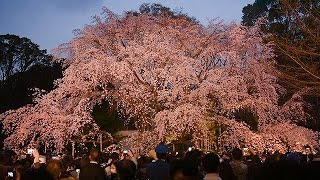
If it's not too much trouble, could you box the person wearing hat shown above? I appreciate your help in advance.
[146,143,170,180]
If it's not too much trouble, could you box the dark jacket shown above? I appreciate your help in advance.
[79,162,107,180]
[146,160,170,180]
[305,158,320,180]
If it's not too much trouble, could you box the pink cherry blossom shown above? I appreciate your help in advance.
[1,8,318,153]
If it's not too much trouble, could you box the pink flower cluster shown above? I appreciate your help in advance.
[1,8,318,153]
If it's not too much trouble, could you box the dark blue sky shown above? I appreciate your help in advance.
[0,0,254,52]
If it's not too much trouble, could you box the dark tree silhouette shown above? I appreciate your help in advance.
[0,34,51,81]
[242,0,320,95]
[242,0,320,131]
[0,35,63,149]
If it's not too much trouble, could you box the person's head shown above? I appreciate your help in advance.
[170,159,186,180]
[170,159,199,180]
[155,144,168,160]
[110,163,117,174]
[21,166,54,180]
[222,152,231,162]
[184,149,203,167]
[89,149,100,162]
[137,155,149,169]
[115,159,136,180]
[46,160,63,180]
[232,148,243,161]
[286,152,302,164]
[110,152,120,161]
[202,153,220,173]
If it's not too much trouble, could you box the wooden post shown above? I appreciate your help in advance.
[99,133,103,152]
[72,141,75,159]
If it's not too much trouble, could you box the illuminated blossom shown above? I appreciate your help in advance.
[1,8,318,153]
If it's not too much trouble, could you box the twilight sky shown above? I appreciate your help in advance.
[0,0,254,52]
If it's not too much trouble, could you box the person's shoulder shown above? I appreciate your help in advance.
[61,177,77,180]
[92,163,105,171]
[147,161,155,167]
[89,162,101,166]
[240,162,248,169]
[230,161,246,169]
[157,160,169,165]
[81,163,105,176]
[147,160,159,168]
[151,160,169,168]
[83,163,102,169]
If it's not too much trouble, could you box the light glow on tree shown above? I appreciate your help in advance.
[1,8,319,153]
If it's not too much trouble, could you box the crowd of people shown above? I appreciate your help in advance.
[0,143,320,180]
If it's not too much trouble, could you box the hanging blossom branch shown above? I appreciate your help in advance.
[1,7,318,153]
